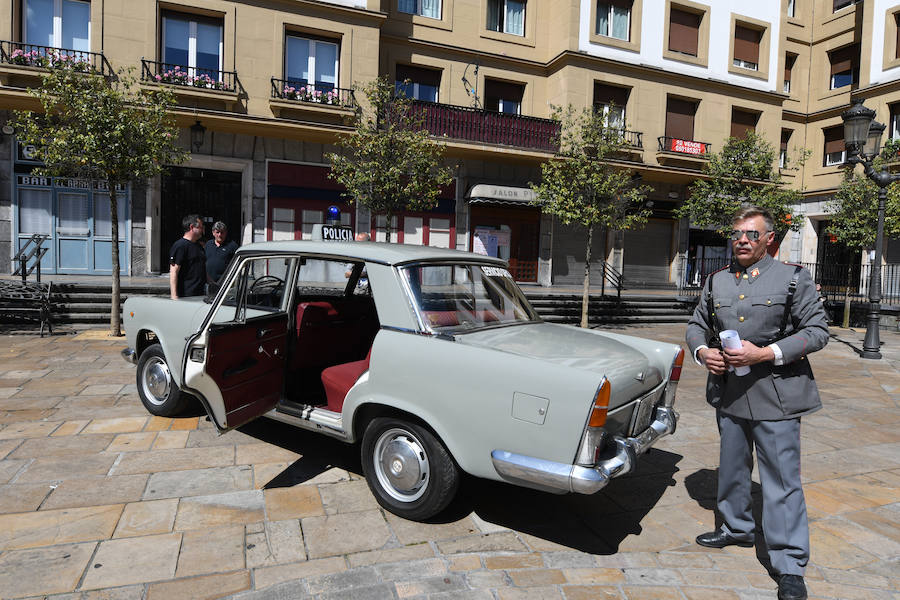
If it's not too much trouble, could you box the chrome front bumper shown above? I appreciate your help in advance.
[121,347,137,364]
[490,406,678,495]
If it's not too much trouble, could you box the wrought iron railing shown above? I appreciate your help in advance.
[0,41,114,77]
[604,128,643,149]
[601,261,624,299]
[270,78,357,109]
[141,59,237,93]
[679,259,900,307]
[657,135,711,157]
[407,99,561,152]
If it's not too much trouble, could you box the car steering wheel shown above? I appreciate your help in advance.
[249,275,284,305]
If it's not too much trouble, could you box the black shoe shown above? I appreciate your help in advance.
[695,530,754,548]
[777,574,807,600]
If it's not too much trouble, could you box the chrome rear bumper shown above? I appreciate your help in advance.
[121,347,137,364]
[491,406,678,495]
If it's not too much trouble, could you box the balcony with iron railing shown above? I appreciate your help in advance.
[407,99,560,153]
[140,59,241,109]
[656,135,712,168]
[269,78,357,121]
[0,41,114,86]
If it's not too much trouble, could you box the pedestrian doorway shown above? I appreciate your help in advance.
[469,204,540,282]
[159,167,242,268]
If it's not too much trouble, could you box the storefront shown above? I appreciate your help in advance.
[267,162,354,240]
[466,184,542,283]
[13,142,129,275]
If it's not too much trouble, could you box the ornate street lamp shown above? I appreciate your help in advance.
[841,98,898,359]
[190,120,206,153]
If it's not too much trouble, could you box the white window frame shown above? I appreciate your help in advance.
[285,34,340,90]
[783,79,791,93]
[732,57,758,71]
[595,2,631,41]
[597,102,626,129]
[23,0,91,50]
[487,0,526,36]
[890,109,900,140]
[496,98,521,114]
[398,0,442,19]
[787,0,795,17]
[779,148,787,168]
[162,13,224,75]
[830,69,854,90]
[825,149,846,166]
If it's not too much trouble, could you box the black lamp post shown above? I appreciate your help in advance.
[841,98,898,359]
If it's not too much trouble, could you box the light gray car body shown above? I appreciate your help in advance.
[122,240,683,500]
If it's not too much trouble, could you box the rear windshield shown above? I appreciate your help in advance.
[400,263,540,333]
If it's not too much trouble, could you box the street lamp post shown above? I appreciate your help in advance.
[841,98,899,359]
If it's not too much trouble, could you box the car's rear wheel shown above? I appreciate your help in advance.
[361,417,459,521]
[136,343,190,417]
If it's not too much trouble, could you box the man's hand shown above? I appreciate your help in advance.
[723,340,775,367]
[698,347,728,375]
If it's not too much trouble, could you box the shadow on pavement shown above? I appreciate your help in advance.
[684,467,771,574]
[238,418,687,554]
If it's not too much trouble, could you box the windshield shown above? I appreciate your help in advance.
[400,263,540,333]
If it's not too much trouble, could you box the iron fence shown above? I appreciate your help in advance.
[270,78,356,109]
[141,59,237,93]
[408,99,560,152]
[0,40,114,77]
[679,259,900,307]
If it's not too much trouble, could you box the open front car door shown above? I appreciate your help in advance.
[184,256,296,431]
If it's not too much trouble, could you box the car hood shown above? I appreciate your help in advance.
[454,322,662,404]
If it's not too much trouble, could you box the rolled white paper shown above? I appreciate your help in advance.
[719,329,750,376]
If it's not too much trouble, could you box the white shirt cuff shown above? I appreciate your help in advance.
[693,345,709,365]
[769,343,784,365]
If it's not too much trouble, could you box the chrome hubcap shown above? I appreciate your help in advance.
[141,357,171,406]
[373,428,429,502]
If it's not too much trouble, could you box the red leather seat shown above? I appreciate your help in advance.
[321,348,371,413]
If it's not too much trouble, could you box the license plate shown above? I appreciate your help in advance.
[631,394,657,435]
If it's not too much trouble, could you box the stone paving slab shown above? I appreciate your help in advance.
[0,325,896,599]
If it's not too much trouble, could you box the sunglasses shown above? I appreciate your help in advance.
[730,229,770,242]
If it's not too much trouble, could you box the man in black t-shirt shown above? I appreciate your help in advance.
[205,221,239,286]
[169,215,206,299]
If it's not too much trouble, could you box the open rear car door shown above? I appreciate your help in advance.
[184,256,296,431]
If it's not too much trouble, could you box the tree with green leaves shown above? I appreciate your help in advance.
[827,167,900,327]
[13,65,187,336]
[327,77,453,241]
[531,105,651,328]
[675,132,805,237]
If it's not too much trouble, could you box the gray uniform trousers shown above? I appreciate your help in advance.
[716,411,808,576]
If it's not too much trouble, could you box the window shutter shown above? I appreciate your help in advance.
[668,8,700,56]
[896,13,900,59]
[823,127,844,154]
[485,79,525,102]
[781,130,792,152]
[830,45,857,75]
[396,64,441,88]
[594,83,630,108]
[733,25,760,64]
[784,54,795,82]
[665,98,696,140]
[730,109,757,139]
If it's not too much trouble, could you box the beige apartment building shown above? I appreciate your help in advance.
[0,0,898,289]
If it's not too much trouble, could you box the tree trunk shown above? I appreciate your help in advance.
[581,225,593,328]
[385,212,392,243]
[109,184,122,337]
[841,262,851,329]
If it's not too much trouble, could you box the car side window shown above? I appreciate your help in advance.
[212,257,294,324]
[297,258,361,297]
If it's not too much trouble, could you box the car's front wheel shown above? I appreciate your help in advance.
[136,343,190,417]
[361,417,459,521]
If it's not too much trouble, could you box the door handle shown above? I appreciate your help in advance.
[257,328,271,339]
[223,358,257,378]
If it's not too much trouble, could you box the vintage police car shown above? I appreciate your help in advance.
[122,240,684,521]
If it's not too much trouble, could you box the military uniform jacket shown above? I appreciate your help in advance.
[685,254,829,420]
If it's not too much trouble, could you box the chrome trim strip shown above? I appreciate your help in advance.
[121,347,137,364]
[492,406,678,495]
[264,405,350,441]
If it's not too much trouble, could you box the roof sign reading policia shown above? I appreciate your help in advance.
[310,224,354,241]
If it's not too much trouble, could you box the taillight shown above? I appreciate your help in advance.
[588,379,611,427]
[670,348,685,382]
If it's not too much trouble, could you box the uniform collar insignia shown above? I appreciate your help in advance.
[751,267,759,278]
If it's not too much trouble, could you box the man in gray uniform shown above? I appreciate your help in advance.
[686,206,829,600]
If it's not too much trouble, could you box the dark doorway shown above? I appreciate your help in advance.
[817,223,862,294]
[160,167,242,269]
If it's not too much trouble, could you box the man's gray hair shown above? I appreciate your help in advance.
[212,221,227,231]
[732,205,774,233]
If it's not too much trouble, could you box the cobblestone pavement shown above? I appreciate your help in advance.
[0,324,897,600]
